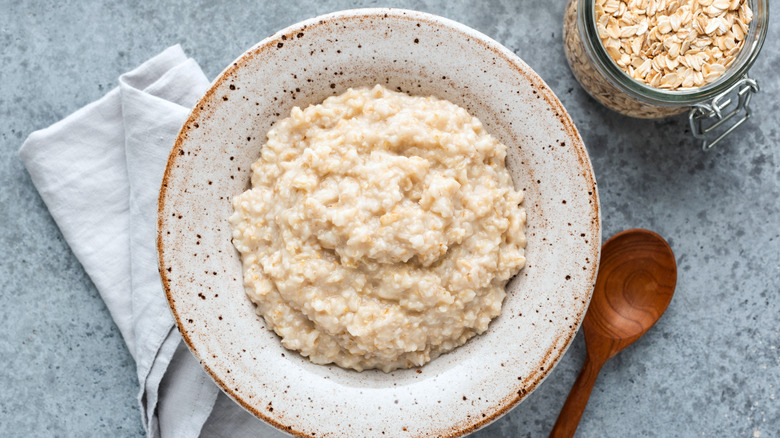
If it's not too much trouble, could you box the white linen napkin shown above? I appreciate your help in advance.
[19,45,285,438]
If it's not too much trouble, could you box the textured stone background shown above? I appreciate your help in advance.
[1,0,777,437]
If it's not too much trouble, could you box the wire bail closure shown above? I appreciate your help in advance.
[689,75,759,151]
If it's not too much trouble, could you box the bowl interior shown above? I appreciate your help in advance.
[158,8,600,437]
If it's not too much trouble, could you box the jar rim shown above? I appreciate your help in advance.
[578,0,769,106]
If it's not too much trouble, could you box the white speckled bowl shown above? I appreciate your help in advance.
[158,8,600,437]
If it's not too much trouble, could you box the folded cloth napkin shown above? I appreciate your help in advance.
[19,45,285,438]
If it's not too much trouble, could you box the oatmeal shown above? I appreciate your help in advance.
[229,85,526,372]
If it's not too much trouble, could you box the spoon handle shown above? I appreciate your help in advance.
[549,354,605,438]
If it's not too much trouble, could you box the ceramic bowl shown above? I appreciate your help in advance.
[158,8,600,437]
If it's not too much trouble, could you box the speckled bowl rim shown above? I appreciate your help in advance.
[158,8,600,437]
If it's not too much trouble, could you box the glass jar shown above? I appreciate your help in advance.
[563,0,769,149]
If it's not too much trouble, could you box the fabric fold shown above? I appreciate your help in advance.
[118,45,214,433]
[20,87,137,358]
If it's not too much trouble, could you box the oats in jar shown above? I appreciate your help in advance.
[596,0,753,90]
[229,85,526,372]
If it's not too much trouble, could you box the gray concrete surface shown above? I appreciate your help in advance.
[1,0,778,437]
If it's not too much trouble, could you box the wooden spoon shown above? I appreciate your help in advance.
[549,229,677,438]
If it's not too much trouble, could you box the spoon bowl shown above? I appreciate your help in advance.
[585,229,677,351]
[550,229,677,437]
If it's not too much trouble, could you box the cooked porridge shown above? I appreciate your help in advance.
[229,85,526,372]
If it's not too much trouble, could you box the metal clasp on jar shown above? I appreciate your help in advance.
[689,75,759,151]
